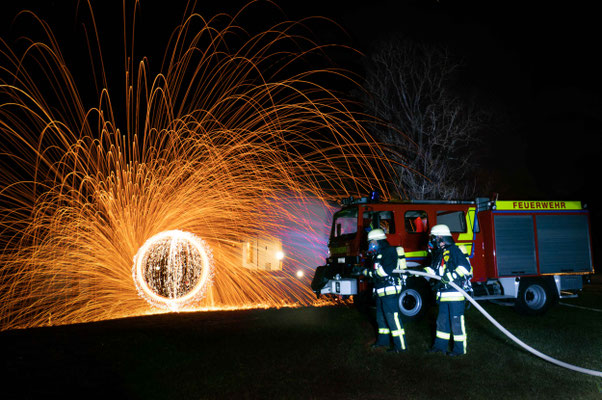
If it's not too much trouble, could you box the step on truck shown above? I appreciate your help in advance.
[311,194,595,318]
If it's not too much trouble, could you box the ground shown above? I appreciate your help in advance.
[1,274,601,400]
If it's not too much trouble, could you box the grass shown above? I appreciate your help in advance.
[1,274,601,400]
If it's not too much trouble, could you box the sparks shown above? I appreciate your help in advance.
[132,230,214,311]
[0,1,393,330]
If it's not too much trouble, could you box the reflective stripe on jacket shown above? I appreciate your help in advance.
[425,244,472,301]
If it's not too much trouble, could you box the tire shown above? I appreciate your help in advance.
[397,277,431,321]
[514,277,558,316]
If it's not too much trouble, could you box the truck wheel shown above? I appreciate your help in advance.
[514,278,558,316]
[398,278,431,321]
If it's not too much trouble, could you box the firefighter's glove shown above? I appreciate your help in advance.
[440,275,450,285]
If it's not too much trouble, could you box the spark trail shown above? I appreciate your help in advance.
[0,1,393,330]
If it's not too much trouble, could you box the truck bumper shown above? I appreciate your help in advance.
[320,278,358,296]
[554,274,584,298]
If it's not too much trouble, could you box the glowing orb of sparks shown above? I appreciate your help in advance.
[296,270,304,279]
[132,230,214,311]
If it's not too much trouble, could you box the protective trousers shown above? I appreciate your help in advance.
[433,300,466,355]
[375,293,406,351]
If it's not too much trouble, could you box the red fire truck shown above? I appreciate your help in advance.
[311,195,595,317]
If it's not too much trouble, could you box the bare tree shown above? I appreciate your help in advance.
[360,37,486,200]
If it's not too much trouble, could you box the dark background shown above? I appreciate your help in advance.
[1,4,600,398]
[1,0,601,240]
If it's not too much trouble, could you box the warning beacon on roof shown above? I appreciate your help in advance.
[495,200,583,211]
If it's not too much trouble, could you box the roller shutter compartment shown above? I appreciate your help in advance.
[536,214,593,274]
[494,215,538,276]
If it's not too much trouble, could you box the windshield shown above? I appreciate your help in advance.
[331,207,358,239]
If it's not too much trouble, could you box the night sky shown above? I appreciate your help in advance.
[287,1,601,204]
[1,0,601,229]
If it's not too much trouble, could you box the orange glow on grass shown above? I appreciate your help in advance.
[0,1,394,330]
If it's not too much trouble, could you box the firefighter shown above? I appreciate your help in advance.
[425,224,472,356]
[355,228,407,353]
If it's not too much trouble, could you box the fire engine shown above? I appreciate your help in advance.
[311,194,595,317]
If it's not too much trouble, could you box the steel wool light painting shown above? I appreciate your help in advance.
[132,230,214,310]
[0,1,392,330]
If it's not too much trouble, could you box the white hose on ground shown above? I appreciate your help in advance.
[395,269,602,378]
[559,302,602,313]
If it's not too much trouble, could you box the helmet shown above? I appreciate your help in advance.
[367,228,387,241]
[430,224,451,237]
[430,224,454,248]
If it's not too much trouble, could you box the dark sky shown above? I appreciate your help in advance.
[1,1,600,207]
[288,1,601,204]
[244,1,601,228]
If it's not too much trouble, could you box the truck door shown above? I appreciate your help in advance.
[436,208,477,256]
[361,209,398,248]
[402,210,430,256]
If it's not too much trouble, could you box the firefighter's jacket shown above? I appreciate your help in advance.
[425,244,472,302]
[363,241,401,297]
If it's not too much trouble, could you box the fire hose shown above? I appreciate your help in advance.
[394,269,602,378]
